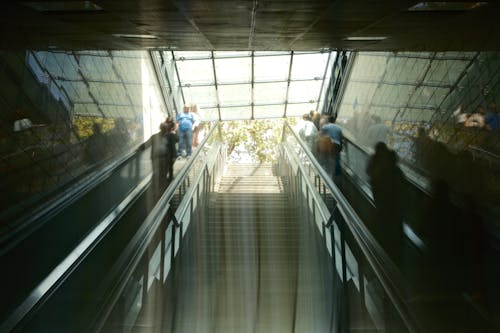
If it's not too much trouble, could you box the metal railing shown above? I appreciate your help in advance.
[0,122,226,332]
[279,122,421,333]
[90,123,226,332]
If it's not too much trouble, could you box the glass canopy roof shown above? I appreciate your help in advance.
[163,51,336,121]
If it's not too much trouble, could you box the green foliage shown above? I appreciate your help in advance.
[220,119,286,163]
[72,116,115,139]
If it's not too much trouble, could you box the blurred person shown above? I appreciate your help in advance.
[366,142,406,265]
[314,130,335,176]
[309,110,321,130]
[485,101,499,131]
[296,113,318,150]
[191,104,202,148]
[321,115,343,178]
[150,122,169,197]
[13,109,33,132]
[165,115,176,129]
[165,121,178,181]
[366,115,391,146]
[465,106,485,128]
[176,105,195,158]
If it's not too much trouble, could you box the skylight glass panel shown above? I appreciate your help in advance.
[176,59,215,85]
[288,80,323,103]
[215,57,251,84]
[51,53,80,80]
[254,51,290,56]
[168,50,334,120]
[38,52,64,78]
[59,81,93,103]
[89,82,128,105]
[254,105,284,119]
[182,85,217,107]
[350,54,388,81]
[100,105,134,118]
[290,53,329,80]
[253,82,287,104]
[75,103,100,116]
[423,60,468,85]
[200,107,219,121]
[114,57,143,83]
[409,86,449,108]
[254,55,290,82]
[174,51,212,60]
[220,106,252,120]
[218,84,251,105]
[385,57,429,83]
[79,55,117,81]
[214,51,252,58]
[371,83,414,108]
[341,82,378,110]
[124,84,142,105]
[287,103,318,117]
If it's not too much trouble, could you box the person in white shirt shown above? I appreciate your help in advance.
[191,104,202,148]
[296,113,318,150]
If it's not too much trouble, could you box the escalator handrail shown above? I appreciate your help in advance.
[0,144,143,251]
[89,122,222,332]
[341,133,432,196]
[0,171,152,333]
[282,122,422,333]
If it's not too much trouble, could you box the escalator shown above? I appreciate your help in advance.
[0,144,154,330]
[0,124,223,332]
[158,162,333,332]
[5,120,487,333]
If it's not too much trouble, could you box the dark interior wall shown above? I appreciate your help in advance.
[0,51,167,224]
[337,51,500,219]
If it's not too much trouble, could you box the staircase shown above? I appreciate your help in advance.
[163,163,333,333]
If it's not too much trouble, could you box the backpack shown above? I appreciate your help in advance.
[317,135,334,154]
[178,113,194,131]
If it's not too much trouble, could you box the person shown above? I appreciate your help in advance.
[320,115,343,177]
[465,106,485,128]
[165,121,178,181]
[296,113,318,150]
[485,102,499,131]
[13,109,33,132]
[314,130,335,175]
[366,115,391,146]
[191,104,202,148]
[13,118,32,132]
[151,122,169,196]
[176,105,195,158]
[366,143,406,265]
[309,110,321,131]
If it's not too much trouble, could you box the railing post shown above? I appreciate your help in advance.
[160,220,166,284]
[340,218,349,333]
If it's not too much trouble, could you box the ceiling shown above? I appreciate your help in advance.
[2,1,500,51]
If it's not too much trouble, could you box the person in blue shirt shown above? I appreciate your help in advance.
[320,115,343,178]
[176,105,195,158]
[485,102,499,131]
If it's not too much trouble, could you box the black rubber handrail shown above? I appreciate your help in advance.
[283,122,422,333]
[89,122,222,332]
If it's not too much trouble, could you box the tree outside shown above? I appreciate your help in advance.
[220,118,296,163]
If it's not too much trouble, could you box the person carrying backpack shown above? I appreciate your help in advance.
[176,105,195,158]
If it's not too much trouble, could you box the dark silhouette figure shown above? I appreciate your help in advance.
[421,179,460,289]
[151,123,170,197]
[165,121,178,181]
[366,142,406,264]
